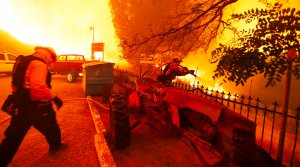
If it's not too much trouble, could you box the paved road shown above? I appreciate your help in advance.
[0,74,12,123]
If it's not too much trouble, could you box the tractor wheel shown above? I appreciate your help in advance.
[109,93,130,149]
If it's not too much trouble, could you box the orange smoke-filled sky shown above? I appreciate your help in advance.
[0,0,299,107]
[0,0,120,61]
[0,0,298,61]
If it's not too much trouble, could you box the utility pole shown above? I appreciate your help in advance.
[277,48,298,166]
[91,26,95,43]
[90,26,95,60]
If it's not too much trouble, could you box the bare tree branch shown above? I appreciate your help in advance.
[120,0,238,60]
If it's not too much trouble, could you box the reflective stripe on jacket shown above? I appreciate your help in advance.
[24,60,53,102]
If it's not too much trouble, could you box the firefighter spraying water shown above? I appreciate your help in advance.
[157,58,196,86]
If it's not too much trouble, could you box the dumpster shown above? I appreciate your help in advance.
[82,61,115,98]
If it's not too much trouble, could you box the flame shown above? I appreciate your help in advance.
[0,0,121,62]
[177,69,238,100]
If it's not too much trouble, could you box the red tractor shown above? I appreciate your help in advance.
[109,66,274,166]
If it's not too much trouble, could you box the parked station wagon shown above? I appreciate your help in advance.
[0,52,17,74]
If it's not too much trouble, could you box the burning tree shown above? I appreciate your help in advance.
[109,0,238,63]
[210,2,300,87]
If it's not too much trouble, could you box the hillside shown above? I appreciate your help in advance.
[0,29,34,55]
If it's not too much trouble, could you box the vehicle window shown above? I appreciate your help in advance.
[66,56,73,60]
[76,56,83,60]
[67,55,79,61]
[7,54,17,61]
[58,56,66,61]
[0,53,5,60]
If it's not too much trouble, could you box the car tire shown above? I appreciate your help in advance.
[66,71,78,83]
[109,93,130,150]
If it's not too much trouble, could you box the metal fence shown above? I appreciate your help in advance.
[114,69,300,167]
[172,81,300,167]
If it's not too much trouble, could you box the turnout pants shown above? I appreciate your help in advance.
[0,101,61,167]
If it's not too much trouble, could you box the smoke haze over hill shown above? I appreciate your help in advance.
[0,0,119,61]
[0,29,34,55]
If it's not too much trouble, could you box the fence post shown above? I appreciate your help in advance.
[247,96,252,119]
[215,90,219,102]
[269,102,278,154]
[226,92,231,108]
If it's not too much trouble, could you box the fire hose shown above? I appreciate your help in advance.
[64,97,110,111]
[0,97,110,125]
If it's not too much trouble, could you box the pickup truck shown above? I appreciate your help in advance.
[50,54,97,82]
[0,52,17,75]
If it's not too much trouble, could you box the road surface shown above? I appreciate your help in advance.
[0,74,206,167]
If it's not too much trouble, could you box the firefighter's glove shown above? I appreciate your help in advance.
[1,94,19,116]
[53,96,63,110]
